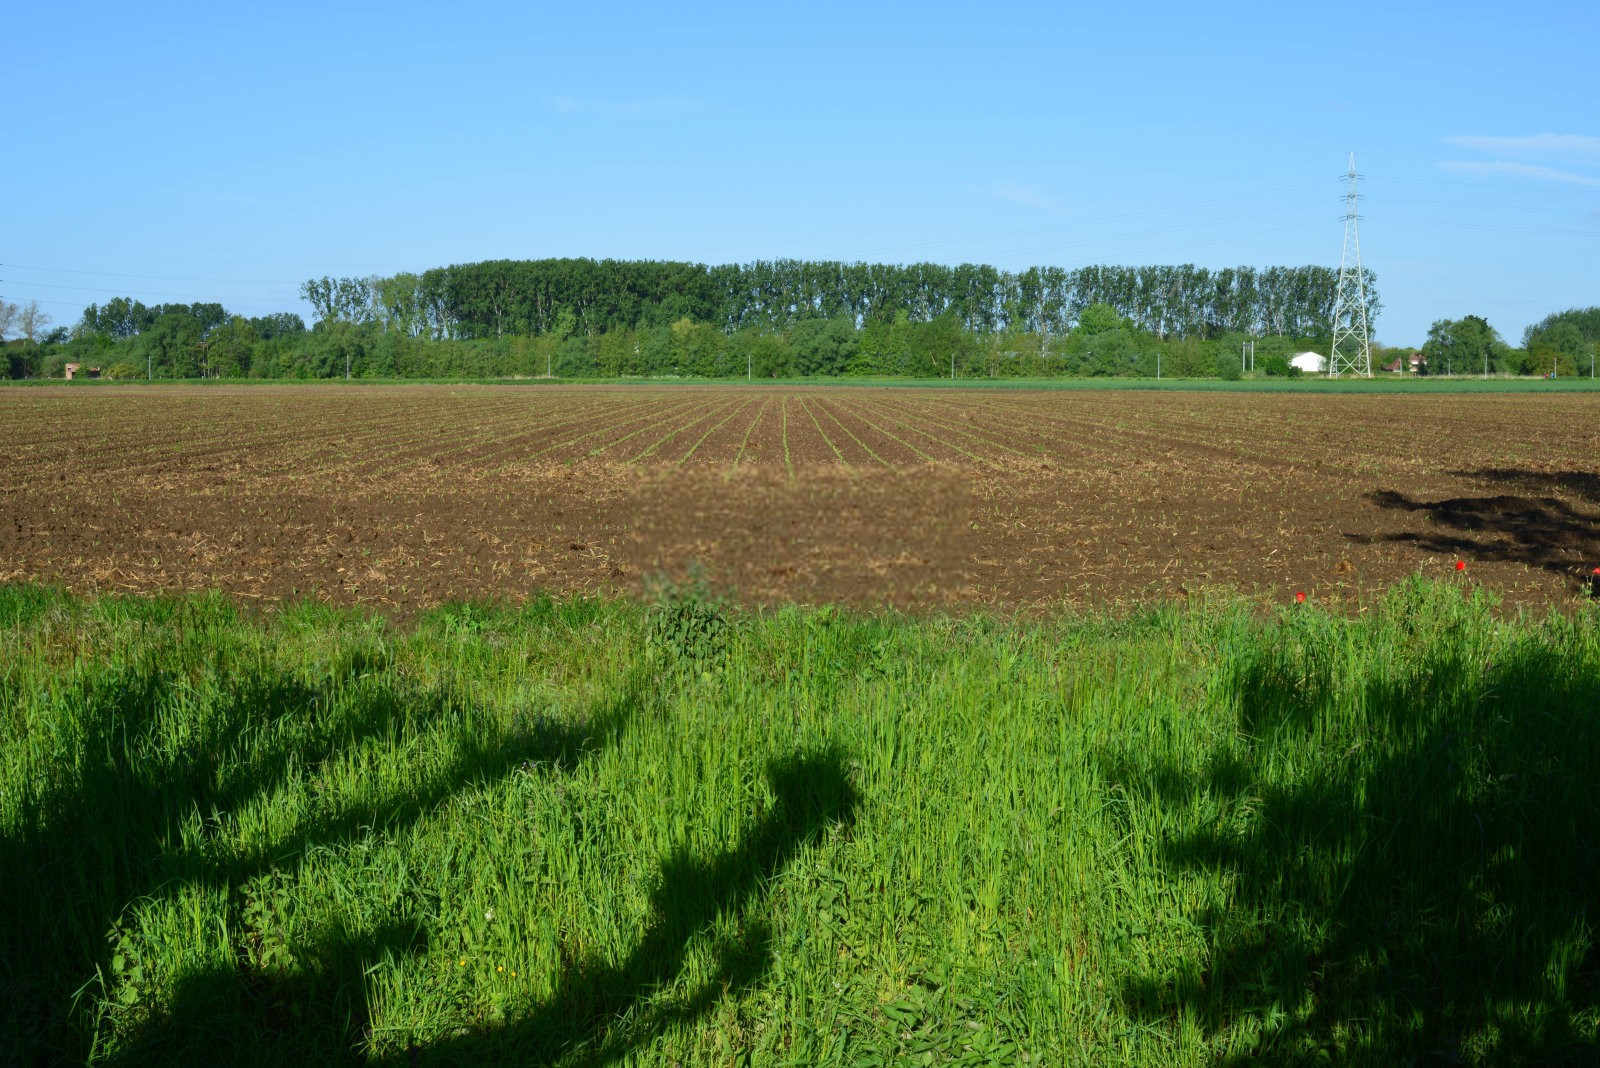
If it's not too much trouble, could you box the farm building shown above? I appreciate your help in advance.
[1289,352,1325,374]
[1381,352,1427,373]
[63,364,102,381]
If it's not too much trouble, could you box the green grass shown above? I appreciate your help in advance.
[7,374,1600,393]
[3,580,1599,1064]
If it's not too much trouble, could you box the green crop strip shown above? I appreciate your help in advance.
[798,397,854,473]
[676,398,756,467]
[780,397,793,481]
[810,397,895,469]
[729,396,770,470]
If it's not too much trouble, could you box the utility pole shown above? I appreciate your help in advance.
[1329,153,1372,377]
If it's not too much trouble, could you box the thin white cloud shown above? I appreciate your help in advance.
[991,181,1060,213]
[1444,133,1600,155]
[549,96,704,120]
[1438,160,1600,187]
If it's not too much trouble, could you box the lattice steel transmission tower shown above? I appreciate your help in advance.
[1329,153,1372,376]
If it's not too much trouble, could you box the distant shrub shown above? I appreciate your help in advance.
[1215,353,1242,381]
[1260,355,1296,377]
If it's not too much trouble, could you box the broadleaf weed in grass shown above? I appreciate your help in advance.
[644,569,733,668]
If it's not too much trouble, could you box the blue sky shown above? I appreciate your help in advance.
[7,0,1597,345]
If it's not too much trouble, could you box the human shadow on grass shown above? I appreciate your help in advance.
[1106,633,1600,1063]
[0,662,641,1065]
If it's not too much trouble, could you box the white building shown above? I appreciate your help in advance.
[1289,351,1325,375]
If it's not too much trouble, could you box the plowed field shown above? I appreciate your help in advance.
[3,384,1598,614]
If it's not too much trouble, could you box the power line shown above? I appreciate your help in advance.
[0,295,93,310]
[2,277,299,300]
[0,261,366,287]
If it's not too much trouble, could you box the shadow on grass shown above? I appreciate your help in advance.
[2,656,856,1066]
[379,748,858,1066]
[1353,482,1600,593]
[0,663,641,1065]
[1109,633,1600,1062]
[98,750,854,1068]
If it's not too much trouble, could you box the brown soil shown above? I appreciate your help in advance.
[3,383,1598,617]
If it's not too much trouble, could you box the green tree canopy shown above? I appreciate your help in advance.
[1422,315,1507,375]
[1523,307,1600,350]
[134,311,204,378]
[207,317,258,377]
[1075,303,1129,335]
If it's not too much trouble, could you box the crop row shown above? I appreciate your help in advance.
[6,387,1599,495]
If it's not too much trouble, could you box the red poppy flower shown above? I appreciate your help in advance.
[1455,560,1467,572]
[1295,591,1306,604]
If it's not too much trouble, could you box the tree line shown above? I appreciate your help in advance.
[8,295,1328,382]
[1420,307,1600,377]
[301,259,1380,341]
[7,254,1593,381]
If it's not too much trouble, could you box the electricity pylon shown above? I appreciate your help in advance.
[1329,153,1372,377]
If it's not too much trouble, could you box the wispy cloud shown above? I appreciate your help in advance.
[1438,160,1600,187]
[549,96,705,120]
[991,181,1060,213]
[1444,133,1600,156]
